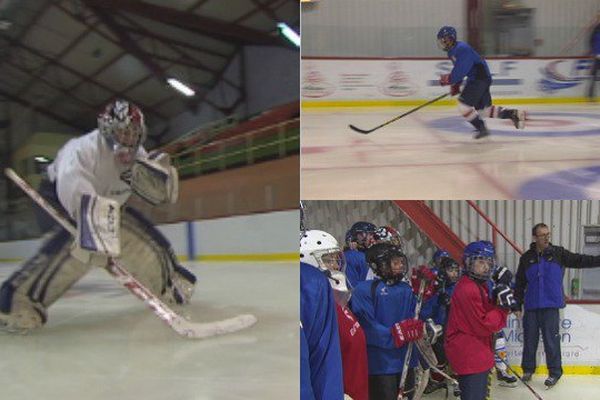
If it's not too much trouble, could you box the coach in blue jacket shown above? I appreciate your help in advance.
[514,222,600,387]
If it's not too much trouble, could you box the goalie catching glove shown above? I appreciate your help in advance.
[391,319,424,348]
[122,152,179,206]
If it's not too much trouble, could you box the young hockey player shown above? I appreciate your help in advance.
[301,229,369,400]
[437,26,526,139]
[444,241,513,400]
[424,256,461,394]
[351,242,431,400]
[0,99,195,332]
[300,260,344,400]
[344,221,377,288]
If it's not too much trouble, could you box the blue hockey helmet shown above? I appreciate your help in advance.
[437,26,457,51]
[463,240,495,281]
[432,249,450,266]
[349,221,377,249]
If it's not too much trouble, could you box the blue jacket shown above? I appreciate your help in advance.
[430,281,456,326]
[350,279,433,375]
[300,262,344,400]
[515,243,600,311]
[344,249,370,288]
[590,24,600,56]
[447,41,492,84]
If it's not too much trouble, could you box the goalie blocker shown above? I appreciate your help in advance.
[0,204,196,332]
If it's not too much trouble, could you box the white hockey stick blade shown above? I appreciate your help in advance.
[4,168,257,339]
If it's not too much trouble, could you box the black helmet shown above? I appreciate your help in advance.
[366,242,408,285]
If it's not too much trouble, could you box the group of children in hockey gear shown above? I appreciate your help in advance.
[300,220,525,400]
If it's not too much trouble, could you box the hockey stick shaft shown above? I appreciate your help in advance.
[397,278,427,400]
[498,357,545,400]
[4,168,257,339]
[349,92,450,134]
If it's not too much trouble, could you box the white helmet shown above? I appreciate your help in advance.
[300,230,350,306]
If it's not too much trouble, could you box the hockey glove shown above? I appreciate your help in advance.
[438,291,451,307]
[493,283,518,310]
[492,266,513,286]
[391,319,424,348]
[411,265,438,300]
[439,74,451,86]
[450,83,461,96]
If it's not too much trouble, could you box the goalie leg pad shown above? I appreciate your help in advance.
[78,194,120,258]
[119,208,196,305]
[0,228,92,331]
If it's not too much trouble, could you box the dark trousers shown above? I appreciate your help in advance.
[458,79,492,110]
[457,370,491,400]
[521,308,563,377]
[34,178,71,233]
[589,58,600,99]
[369,369,415,400]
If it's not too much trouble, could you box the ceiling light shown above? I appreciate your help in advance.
[167,78,195,97]
[34,156,50,163]
[277,22,300,47]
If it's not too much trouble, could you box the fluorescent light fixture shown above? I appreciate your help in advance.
[34,156,50,163]
[167,78,196,97]
[277,22,300,47]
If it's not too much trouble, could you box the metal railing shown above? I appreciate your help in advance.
[173,118,299,178]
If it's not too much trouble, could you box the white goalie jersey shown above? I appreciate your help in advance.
[47,129,147,219]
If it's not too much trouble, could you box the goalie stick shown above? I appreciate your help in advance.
[349,93,450,134]
[4,168,257,339]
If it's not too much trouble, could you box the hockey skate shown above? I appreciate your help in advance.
[473,124,490,139]
[544,374,561,389]
[496,369,518,387]
[510,109,526,129]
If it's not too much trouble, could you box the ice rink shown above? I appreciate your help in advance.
[0,261,298,400]
[424,374,600,399]
[301,104,600,199]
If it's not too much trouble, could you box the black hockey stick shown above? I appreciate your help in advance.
[4,168,257,339]
[349,92,450,134]
[497,357,545,400]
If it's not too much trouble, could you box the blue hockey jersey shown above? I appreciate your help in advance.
[344,249,371,288]
[300,262,344,400]
[350,279,431,375]
[447,41,492,84]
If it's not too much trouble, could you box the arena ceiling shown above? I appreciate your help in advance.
[0,0,299,142]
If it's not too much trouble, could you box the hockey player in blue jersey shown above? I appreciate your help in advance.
[437,26,526,139]
[344,221,377,288]
[424,256,461,394]
[300,261,344,400]
[350,242,426,400]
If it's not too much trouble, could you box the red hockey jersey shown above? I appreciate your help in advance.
[444,276,509,375]
[336,304,369,400]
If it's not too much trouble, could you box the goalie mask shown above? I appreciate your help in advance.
[437,25,457,51]
[98,99,147,164]
[300,230,351,306]
[463,240,495,282]
[366,242,408,285]
[375,226,403,249]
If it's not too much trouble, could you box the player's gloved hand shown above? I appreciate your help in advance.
[411,265,438,300]
[492,283,517,310]
[391,319,424,348]
[438,291,451,307]
[439,73,451,86]
[450,83,461,96]
[492,266,513,286]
